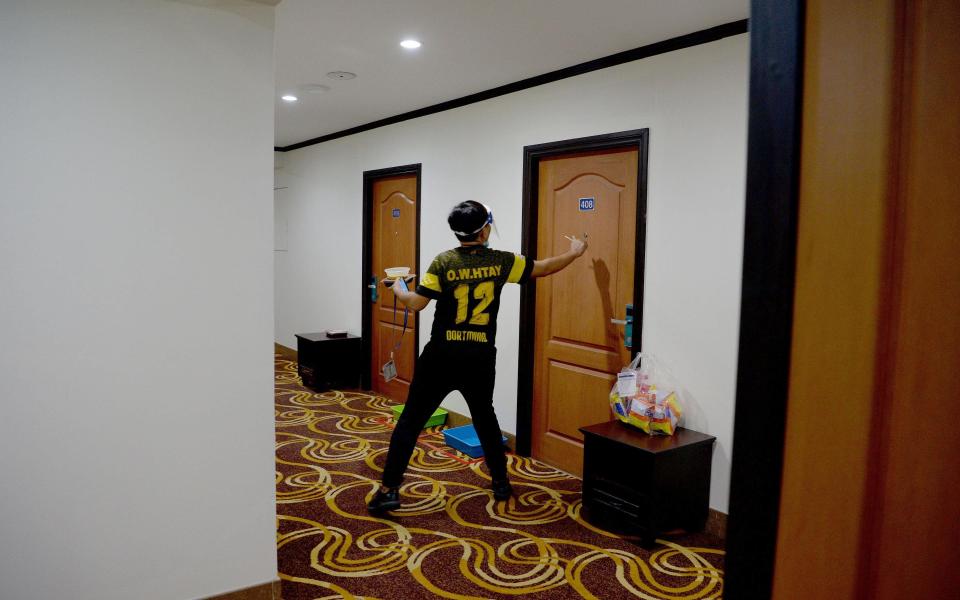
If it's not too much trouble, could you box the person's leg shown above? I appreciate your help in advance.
[371,344,452,513]
[459,349,510,496]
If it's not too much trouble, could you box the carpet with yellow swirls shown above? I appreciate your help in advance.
[275,353,724,599]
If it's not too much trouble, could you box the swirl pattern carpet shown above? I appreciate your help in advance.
[275,353,725,599]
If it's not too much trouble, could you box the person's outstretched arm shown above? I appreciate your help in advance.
[530,235,588,278]
[384,276,431,311]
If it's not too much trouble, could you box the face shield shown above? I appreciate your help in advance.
[480,203,499,239]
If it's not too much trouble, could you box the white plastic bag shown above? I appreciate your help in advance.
[608,353,685,435]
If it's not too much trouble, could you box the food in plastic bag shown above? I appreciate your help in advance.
[608,353,685,435]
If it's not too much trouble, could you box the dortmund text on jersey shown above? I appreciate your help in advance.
[415,247,533,346]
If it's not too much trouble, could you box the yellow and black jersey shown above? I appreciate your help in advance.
[416,246,533,346]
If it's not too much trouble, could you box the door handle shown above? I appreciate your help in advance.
[369,276,378,302]
[610,304,634,349]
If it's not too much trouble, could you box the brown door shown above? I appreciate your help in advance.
[370,174,417,402]
[771,1,960,598]
[531,147,638,476]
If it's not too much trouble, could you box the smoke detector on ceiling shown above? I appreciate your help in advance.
[326,71,357,81]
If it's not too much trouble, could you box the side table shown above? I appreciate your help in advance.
[579,420,716,545]
[295,332,361,391]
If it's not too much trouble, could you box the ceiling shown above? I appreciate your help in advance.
[274,0,749,148]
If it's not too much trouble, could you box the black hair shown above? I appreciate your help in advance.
[447,200,488,242]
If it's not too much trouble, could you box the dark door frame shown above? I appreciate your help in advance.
[725,1,804,598]
[360,164,422,391]
[515,129,649,457]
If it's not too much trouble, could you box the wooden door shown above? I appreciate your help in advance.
[771,1,960,598]
[370,174,417,402]
[531,147,638,476]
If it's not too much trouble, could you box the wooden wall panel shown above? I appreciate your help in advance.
[772,1,898,596]
[775,0,960,598]
[862,1,960,597]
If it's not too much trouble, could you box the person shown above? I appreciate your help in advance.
[367,200,587,514]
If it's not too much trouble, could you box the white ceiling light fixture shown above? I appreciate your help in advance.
[281,94,298,102]
[326,71,357,80]
[400,39,422,49]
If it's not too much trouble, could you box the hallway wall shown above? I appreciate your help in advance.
[0,2,277,599]
[274,34,748,512]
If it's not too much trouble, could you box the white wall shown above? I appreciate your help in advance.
[275,35,747,512]
[0,2,277,599]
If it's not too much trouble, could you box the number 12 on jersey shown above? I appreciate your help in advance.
[453,281,494,325]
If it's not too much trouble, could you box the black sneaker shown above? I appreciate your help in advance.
[491,479,513,501]
[367,487,400,514]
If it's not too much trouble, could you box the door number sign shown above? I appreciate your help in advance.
[578,197,595,211]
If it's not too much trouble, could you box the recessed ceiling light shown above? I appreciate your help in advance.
[400,39,422,49]
[281,94,298,102]
[326,71,357,80]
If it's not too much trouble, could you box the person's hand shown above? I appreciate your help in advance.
[565,235,588,257]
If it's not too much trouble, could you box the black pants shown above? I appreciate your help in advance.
[381,341,507,488]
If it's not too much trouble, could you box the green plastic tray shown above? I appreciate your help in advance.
[390,404,448,428]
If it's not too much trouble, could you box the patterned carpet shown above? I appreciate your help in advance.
[274,353,725,599]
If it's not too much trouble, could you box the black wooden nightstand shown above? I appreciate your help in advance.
[295,332,361,391]
[579,420,716,545]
